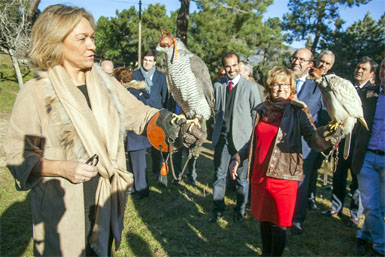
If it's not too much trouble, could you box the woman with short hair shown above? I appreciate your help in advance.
[230,66,341,256]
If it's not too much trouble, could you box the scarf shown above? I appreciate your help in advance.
[47,65,132,256]
[140,66,155,94]
[262,94,296,122]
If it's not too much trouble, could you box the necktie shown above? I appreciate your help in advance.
[228,81,233,91]
[296,79,301,92]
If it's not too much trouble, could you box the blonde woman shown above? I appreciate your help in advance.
[5,5,200,256]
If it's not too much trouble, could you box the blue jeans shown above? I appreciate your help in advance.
[356,151,385,255]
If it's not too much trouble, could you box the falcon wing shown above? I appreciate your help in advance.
[189,54,215,119]
[329,76,365,120]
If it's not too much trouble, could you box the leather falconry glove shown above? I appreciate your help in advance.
[146,109,206,152]
[318,125,344,146]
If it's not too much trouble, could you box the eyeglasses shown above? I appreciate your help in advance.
[272,83,291,89]
[290,56,311,64]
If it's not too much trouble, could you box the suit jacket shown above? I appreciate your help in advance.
[126,87,152,151]
[212,76,261,151]
[133,69,168,109]
[297,78,327,158]
[351,84,380,174]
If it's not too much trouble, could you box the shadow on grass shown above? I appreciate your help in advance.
[125,141,261,256]
[0,193,32,256]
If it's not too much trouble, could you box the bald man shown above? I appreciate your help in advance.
[290,48,328,235]
[101,60,114,75]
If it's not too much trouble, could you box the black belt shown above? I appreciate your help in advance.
[368,149,385,156]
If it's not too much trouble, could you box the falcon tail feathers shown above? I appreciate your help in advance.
[359,117,369,131]
[343,133,352,160]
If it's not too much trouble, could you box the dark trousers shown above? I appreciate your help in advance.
[330,141,363,218]
[293,150,319,223]
[128,149,148,192]
[212,135,249,215]
[151,147,163,175]
[173,148,197,182]
[307,153,324,200]
[260,222,287,257]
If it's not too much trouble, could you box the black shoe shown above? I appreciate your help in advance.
[307,198,318,210]
[321,209,341,217]
[346,218,359,228]
[233,212,245,223]
[209,212,223,223]
[291,222,303,235]
[188,179,196,186]
[352,238,369,256]
[171,179,180,185]
[132,188,149,200]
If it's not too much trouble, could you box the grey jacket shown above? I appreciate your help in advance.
[212,76,261,151]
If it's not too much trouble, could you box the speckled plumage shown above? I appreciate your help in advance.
[156,38,215,121]
[315,74,367,135]
[314,73,368,158]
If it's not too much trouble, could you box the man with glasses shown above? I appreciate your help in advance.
[289,48,328,235]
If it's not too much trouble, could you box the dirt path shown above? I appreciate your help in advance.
[0,111,10,168]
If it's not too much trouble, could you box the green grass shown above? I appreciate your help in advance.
[0,54,33,112]
[0,59,363,256]
[0,147,363,256]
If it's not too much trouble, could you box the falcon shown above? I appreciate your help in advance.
[156,31,215,129]
[309,68,368,159]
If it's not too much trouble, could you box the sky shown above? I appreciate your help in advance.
[38,0,385,48]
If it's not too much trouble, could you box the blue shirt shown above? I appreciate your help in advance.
[368,86,385,152]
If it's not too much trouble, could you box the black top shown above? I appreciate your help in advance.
[77,85,92,109]
[221,84,238,136]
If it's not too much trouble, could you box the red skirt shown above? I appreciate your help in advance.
[250,120,298,227]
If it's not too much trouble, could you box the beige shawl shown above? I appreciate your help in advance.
[48,65,132,256]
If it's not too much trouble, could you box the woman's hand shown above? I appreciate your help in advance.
[60,160,98,184]
[229,160,240,180]
[33,158,98,184]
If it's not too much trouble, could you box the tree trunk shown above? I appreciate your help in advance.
[176,0,190,46]
[311,30,321,53]
[10,50,24,88]
[26,0,40,21]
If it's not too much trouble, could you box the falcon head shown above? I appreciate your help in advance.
[159,30,174,48]
[308,67,323,80]
[156,31,188,63]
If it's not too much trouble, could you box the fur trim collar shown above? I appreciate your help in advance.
[124,80,146,90]
[37,65,127,159]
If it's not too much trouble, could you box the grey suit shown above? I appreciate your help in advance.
[212,76,261,151]
[212,76,261,215]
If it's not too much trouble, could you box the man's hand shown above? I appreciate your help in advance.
[229,160,240,180]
